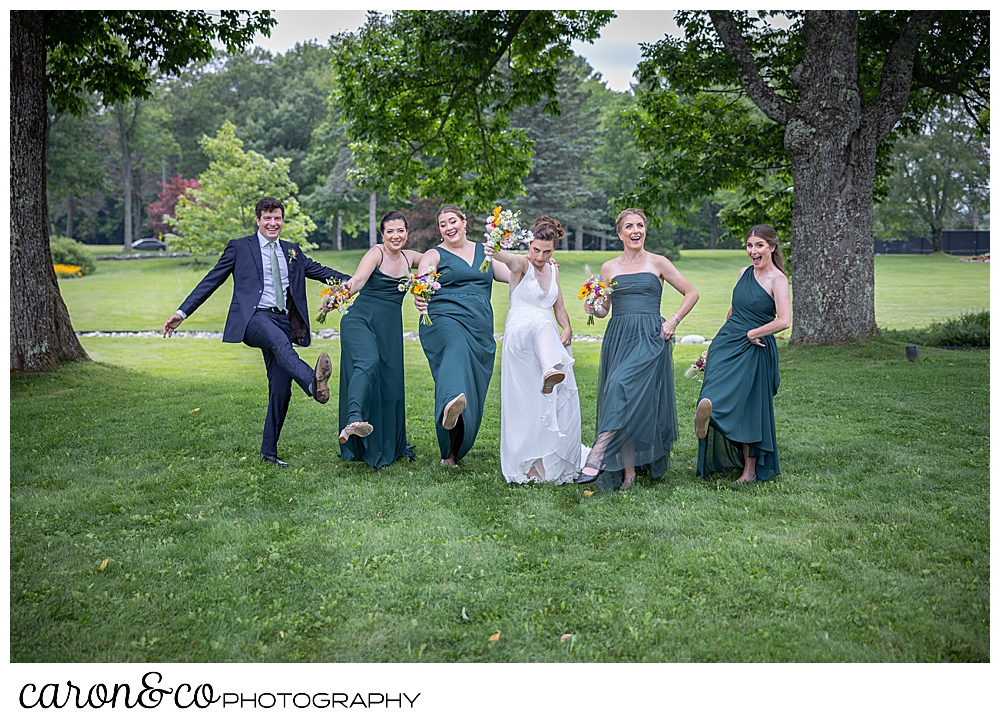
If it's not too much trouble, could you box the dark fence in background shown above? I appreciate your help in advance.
[874,230,989,255]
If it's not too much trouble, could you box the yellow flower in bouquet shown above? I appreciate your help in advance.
[578,265,615,324]
[316,278,353,323]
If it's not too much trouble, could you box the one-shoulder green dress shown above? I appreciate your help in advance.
[696,266,781,480]
[586,272,678,492]
[338,263,415,468]
[418,244,496,461]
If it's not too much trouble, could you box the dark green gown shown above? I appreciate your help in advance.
[586,272,678,492]
[338,263,415,468]
[697,266,781,480]
[418,244,496,461]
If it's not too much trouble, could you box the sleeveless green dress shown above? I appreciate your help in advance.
[697,266,781,480]
[418,244,496,461]
[586,272,678,492]
[338,262,415,468]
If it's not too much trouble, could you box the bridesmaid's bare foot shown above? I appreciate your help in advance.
[696,398,712,439]
[620,475,636,490]
[733,475,756,484]
[442,393,466,430]
[440,458,459,468]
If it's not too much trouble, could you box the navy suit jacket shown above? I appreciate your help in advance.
[179,234,349,347]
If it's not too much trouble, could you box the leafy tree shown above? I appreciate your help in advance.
[329,10,613,211]
[46,100,107,239]
[110,96,181,248]
[504,55,607,248]
[625,10,988,345]
[163,42,335,193]
[146,175,200,237]
[874,100,990,250]
[169,122,316,259]
[11,10,274,372]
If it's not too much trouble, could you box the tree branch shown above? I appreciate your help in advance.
[866,10,940,143]
[708,10,794,126]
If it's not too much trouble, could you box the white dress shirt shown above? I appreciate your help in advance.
[256,231,290,310]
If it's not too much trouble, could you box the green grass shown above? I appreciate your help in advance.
[56,249,990,337]
[10,334,989,662]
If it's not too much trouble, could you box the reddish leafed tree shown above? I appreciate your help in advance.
[146,175,199,236]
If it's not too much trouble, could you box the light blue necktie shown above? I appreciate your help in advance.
[268,241,285,312]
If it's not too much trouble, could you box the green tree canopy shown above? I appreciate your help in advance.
[329,10,613,211]
[875,100,990,250]
[170,122,316,258]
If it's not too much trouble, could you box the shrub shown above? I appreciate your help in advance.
[50,236,96,276]
[883,310,989,347]
[927,310,990,347]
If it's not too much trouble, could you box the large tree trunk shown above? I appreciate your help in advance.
[335,209,343,251]
[785,13,877,344]
[712,9,934,345]
[66,195,74,239]
[368,191,377,248]
[707,200,719,249]
[931,225,943,254]
[10,11,90,372]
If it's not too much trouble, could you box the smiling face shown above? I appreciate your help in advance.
[381,219,409,252]
[746,235,774,268]
[526,237,556,269]
[256,208,284,242]
[437,212,467,244]
[617,213,646,250]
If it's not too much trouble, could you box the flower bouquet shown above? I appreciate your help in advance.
[684,350,708,382]
[480,205,534,272]
[577,266,614,325]
[398,267,443,326]
[316,278,353,323]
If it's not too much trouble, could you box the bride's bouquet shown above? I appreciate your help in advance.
[480,205,533,272]
[684,350,708,382]
[398,267,443,326]
[316,278,354,323]
[578,265,614,325]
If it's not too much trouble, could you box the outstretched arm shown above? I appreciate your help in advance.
[491,258,512,284]
[486,245,528,275]
[346,246,382,296]
[404,250,424,269]
[164,239,237,336]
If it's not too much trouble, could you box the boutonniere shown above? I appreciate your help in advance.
[287,248,298,262]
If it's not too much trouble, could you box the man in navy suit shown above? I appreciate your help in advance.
[163,196,350,467]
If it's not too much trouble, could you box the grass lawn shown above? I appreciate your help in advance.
[57,248,989,337]
[11,328,989,662]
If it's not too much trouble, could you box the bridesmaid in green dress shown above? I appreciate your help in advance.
[413,204,511,468]
[696,224,790,483]
[578,208,699,492]
[337,211,422,468]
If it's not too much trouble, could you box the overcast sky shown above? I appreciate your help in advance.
[251,10,683,92]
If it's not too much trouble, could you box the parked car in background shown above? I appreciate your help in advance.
[129,237,168,252]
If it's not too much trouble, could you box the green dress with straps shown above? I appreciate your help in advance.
[418,243,496,461]
[697,266,781,480]
[338,257,415,468]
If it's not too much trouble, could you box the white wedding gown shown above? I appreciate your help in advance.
[500,262,589,484]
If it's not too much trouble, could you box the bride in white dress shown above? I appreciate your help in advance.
[484,216,589,484]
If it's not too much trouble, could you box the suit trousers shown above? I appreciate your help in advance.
[243,309,315,457]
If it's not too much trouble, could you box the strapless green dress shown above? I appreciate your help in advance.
[586,272,678,492]
[338,264,415,468]
[418,244,496,461]
[697,266,781,480]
